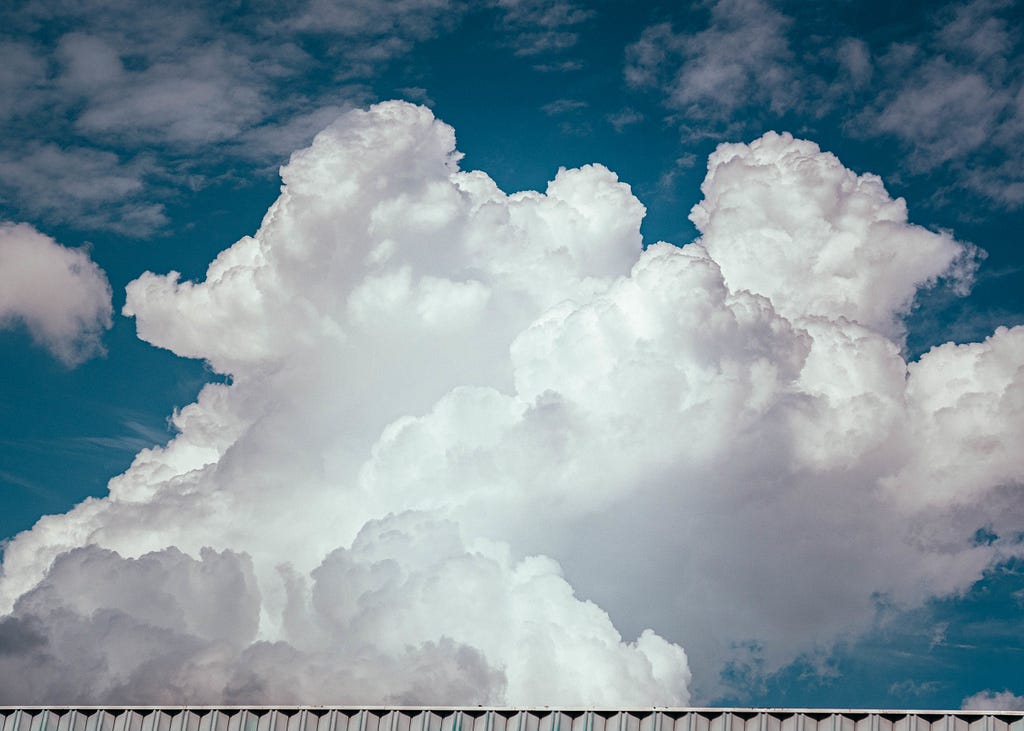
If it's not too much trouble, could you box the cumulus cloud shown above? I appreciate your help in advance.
[962,690,1024,710]
[0,516,686,704]
[690,131,978,340]
[0,222,113,365]
[1,101,1021,703]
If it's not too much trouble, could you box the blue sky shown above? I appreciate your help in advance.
[1,0,1023,709]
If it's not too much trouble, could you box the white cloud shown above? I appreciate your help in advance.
[690,131,978,340]
[241,102,364,162]
[0,222,113,365]
[962,689,1024,710]
[885,326,1024,513]
[0,517,687,704]
[0,102,685,704]
[1,102,1022,703]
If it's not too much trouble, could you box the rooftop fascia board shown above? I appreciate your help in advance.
[1,708,1021,715]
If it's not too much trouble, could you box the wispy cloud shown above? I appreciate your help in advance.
[541,98,588,116]
[0,0,460,234]
[73,414,175,454]
[0,144,165,235]
[607,107,643,132]
[0,470,58,503]
[496,0,593,58]
[63,38,270,147]
[625,0,796,138]
[854,0,1024,206]
[625,0,1024,210]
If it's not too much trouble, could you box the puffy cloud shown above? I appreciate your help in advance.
[299,513,688,705]
[0,222,113,365]
[0,516,686,704]
[1,101,1022,703]
[690,131,978,339]
[0,102,685,704]
[962,689,1024,710]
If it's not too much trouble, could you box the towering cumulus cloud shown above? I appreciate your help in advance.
[0,223,113,365]
[1,101,1021,702]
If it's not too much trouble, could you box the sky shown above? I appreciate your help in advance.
[1,0,1023,710]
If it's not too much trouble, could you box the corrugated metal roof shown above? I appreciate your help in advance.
[2,708,1023,731]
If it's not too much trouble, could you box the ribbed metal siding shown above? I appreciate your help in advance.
[2,709,1023,731]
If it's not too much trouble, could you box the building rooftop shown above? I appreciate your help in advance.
[3,708,1023,731]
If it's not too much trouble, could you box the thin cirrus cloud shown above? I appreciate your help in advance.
[0,101,1021,702]
[0,222,113,366]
